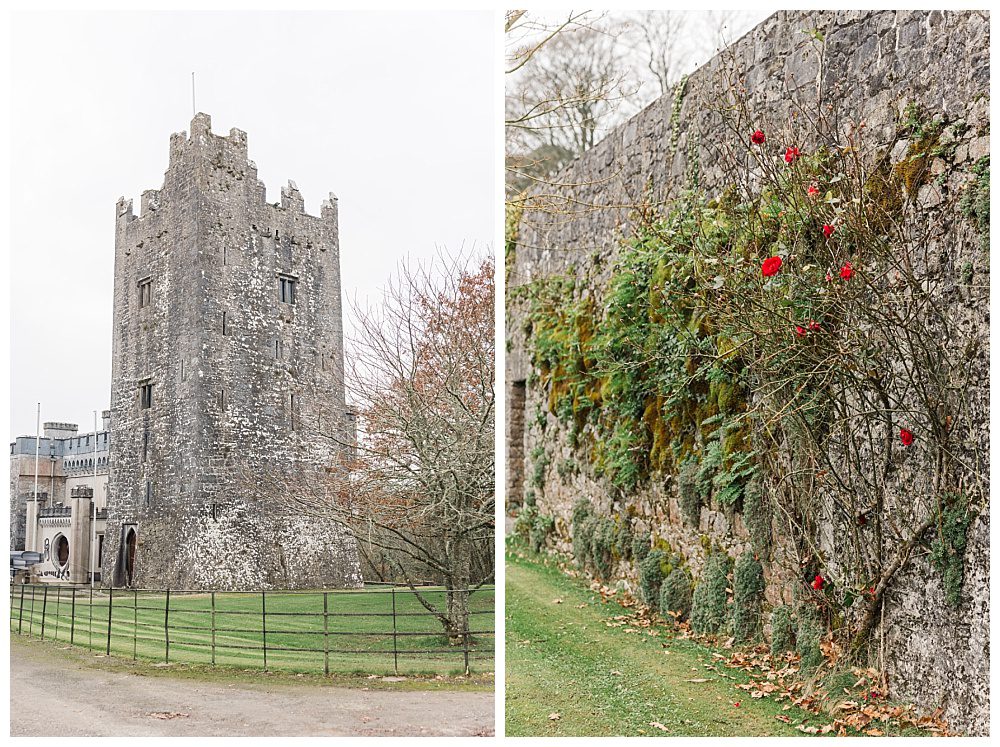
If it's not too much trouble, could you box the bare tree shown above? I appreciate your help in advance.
[621,10,687,98]
[276,252,495,644]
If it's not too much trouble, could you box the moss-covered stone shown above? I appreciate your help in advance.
[770,605,795,654]
[659,567,693,620]
[530,513,555,553]
[691,553,731,635]
[590,518,616,579]
[638,549,666,606]
[732,551,766,641]
[796,610,825,672]
[678,458,701,527]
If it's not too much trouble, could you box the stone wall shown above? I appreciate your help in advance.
[507,10,989,734]
[103,113,361,590]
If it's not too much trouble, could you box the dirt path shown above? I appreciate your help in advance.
[10,636,494,737]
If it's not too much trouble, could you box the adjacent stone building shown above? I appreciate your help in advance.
[101,113,361,590]
[9,416,110,583]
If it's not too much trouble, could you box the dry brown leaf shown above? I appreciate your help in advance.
[548,713,561,721]
[649,722,669,732]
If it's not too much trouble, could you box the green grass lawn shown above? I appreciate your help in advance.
[506,545,828,737]
[10,583,494,676]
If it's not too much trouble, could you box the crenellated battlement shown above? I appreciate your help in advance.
[121,113,335,225]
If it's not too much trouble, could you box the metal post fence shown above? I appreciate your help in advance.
[54,586,61,640]
[28,584,35,636]
[322,591,330,677]
[261,591,268,671]
[164,589,171,663]
[106,586,114,655]
[211,591,216,666]
[462,615,470,675]
[391,587,399,675]
[133,590,138,660]
[40,585,48,640]
[9,584,495,675]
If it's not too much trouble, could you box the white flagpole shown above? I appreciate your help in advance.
[33,403,40,507]
[92,410,99,589]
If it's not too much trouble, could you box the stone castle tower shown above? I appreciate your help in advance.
[102,113,361,589]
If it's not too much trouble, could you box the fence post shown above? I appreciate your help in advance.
[261,590,268,672]
[323,591,330,677]
[106,586,114,655]
[462,593,470,676]
[70,586,76,644]
[133,590,138,660]
[28,584,36,636]
[391,588,399,676]
[54,585,61,640]
[17,584,25,634]
[164,589,171,663]
[40,585,49,640]
[211,591,216,667]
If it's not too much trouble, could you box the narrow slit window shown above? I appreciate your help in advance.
[222,311,228,336]
[290,393,296,430]
[278,274,297,304]
[138,277,152,308]
[142,427,149,462]
[139,382,153,409]
[145,480,152,507]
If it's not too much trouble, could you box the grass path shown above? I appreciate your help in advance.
[506,548,821,737]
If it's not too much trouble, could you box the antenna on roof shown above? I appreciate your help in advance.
[191,72,196,117]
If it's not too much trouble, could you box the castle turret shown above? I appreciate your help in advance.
[103,113,361,589]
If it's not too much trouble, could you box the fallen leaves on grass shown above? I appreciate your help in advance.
[548,713,561,721]
[649,721,669,732]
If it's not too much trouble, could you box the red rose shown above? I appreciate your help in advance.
[808,320,821,332]
[839,261,854,280]
[761,256,782,277]
[807,184,820,198]
[812,574,824,590]
[784,146,800,164]
[823,224,835,238]
[900,428,914,446]
[795,325,807,337]
[751,129,766,145]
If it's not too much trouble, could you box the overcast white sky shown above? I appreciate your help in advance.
[9,10,495,439]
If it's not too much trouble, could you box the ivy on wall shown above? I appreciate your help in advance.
[514,100,987,653]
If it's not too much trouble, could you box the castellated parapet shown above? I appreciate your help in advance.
[102,113,361,590]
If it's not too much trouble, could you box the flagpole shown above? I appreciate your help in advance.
[92,410,99,590]
[33,403,40,508]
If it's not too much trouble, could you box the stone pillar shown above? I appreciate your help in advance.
[24,495,39,552]
[69,486,94,585]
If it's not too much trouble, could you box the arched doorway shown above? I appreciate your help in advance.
[54,534,69,570]
[114,525,138,587]
[125,528,137,585]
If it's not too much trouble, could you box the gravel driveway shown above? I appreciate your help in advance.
[10,636,494,737]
